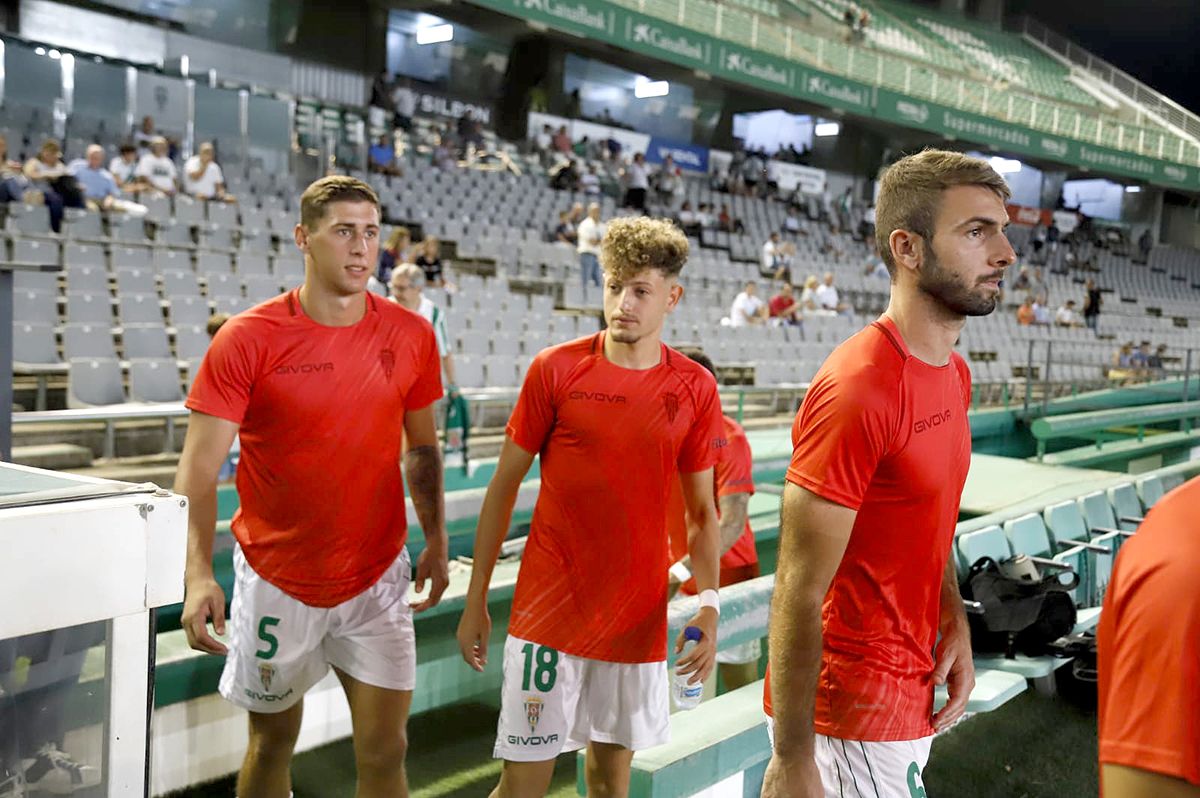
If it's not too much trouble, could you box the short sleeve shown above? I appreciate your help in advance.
[405,322,444,411]
[212,164,224,183]
[432,309,451,358]
[134,157,151,178]
[678,372,725,474]
[185,321,258,425]
[716,429,755,498]
[786,366,896,510]
[506,352,557,455]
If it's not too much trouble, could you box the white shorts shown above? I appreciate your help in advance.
[493,635,669,761]
[766,716,933,798]
[218,545,415,714]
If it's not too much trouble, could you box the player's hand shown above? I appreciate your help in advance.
[761,753,824,798]
[456,602,491,672]
[673,606,718,685]
[411,539,450,613]
[931,615,974,732]
[181,575,228,655]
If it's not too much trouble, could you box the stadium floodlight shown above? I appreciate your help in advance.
[34,47,45,56]
[634,79,669,99]
[988,156,1022,174]
[416,24,453,45]
[814,122,840,137]
[48,49,61,60]
[1125,185,1141,193]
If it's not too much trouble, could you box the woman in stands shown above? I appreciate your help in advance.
[378,226,412,283]
[0,135,29,204]
[22,139,85,233]
[414,235,446,288]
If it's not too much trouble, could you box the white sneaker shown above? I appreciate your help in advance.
[21,745,99,795]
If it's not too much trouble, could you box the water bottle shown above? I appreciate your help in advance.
[672,626,704,710]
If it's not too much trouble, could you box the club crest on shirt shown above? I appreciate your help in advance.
[380,348,396,380]
[662,392,680,423]
[259,663,276,692]
[524,696,543,732]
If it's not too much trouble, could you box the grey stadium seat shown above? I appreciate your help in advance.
[196,251,232,277]
[112,246,154,271]
[169,296,212,327]
[67,357,125,407]
[115,267,158,297]
[64,265,110,295]
[128,358,183,402]
[13,271,58,293]
[122,323,172,359]
[173,325,210,361]
[160,269,202,299]
[12,238,60,266]
[13,289,57,324]
[63,323,117,360]
[63,243,104,268]
[206,272,242,298]
[65,292,113,325]
[118,293,164,325]
[154,248,191,273]
[13,322,59,365]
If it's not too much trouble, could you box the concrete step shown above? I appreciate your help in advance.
[13,443,94,470]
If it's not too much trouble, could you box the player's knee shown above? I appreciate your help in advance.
[354,729,407,775]
[584,759,628,798]
[246,712,302,762]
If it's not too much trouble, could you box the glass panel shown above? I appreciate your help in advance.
[1,622,110,796]
[194,84,241,162]
[70,60,127,137]
[4,42,61,110]
[133,73,188,142]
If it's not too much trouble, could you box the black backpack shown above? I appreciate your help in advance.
[960,556,1078,658]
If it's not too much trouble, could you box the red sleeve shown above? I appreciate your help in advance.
[716,427,755,498]
[185,320,257,424]
[786,366,896,510]
[679,372,725,474]
[955,353,972,410]
[406,322,444,411]
[505,351,557,455]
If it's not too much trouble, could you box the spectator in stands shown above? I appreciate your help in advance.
[1047,220,1061,255]
[783,206,802,235]
[730,280,768,327]
[392,76,417,132]
[1112,342,1135,370]
[378,226,412,283]
[742,151,763,196]
[389,263,457,392]
[836,187,855,233]
[762,232,781,274]
[1137,228,1153,264]
[552,125,572,154]
[576,202,604,299]
[1016,296,1035,325]
[457,111,483,152]
[799,274,822,313]
[69,144,148,218]
[0,134,29,204]
[768,283,802,326]
[553,210,577,245]
[863,249,889,280]
[696,202,716,229]
[133,115,157,155]
[432,127,457,170]
[814,271,849,315]
[656,155,680,205]
[772,241,796,284]
[718,203,743,233]
[414,235,445,287]
[1084,277,1102,330]
[369,71,395,113]
[184,142,232,202]
[368,135,402,177]
[677,201,700,236]
[1010,264,1032,292]
[1148,344,1167,373]
[549,158,580,191]
[108,143,145,191]
[1131,341,1152,370]
[860,203,876,241]
[1031,221,1047,260]
[135,137,178,195]
[1031,298,1052,326]
[622,152,649,211]
[1054,299,1082,327]
[1029,267,1048,304]
[23,139,85,233]
[580,163,601,196]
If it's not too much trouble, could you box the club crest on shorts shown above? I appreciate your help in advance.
[259,663,276,692]
[524,696,543,732]
[380,348,396,380]
[662,392,680,423]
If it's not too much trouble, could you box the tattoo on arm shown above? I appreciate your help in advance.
[404,444,445,540]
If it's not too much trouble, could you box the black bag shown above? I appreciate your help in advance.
[960,556,1078,658]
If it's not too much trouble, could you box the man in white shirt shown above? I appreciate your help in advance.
[580,164,601,196]
[762,232,781,275]
[135,137,177,195]
[1055,300,1081,327]
[730,281,768,327]
[814,271,849,315]
[183,142,230,201]
[392,78,417,131]
[389,263,457,392]
[576,202,604,300]
[622,152,649,211]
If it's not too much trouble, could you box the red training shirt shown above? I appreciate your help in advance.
[666,414,759,595]
[506,333,726,663]
[1098,476,1200,788]
[764,316,972,741]
[186,289,443,607]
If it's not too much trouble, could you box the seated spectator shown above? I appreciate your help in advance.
[553,210,577,245]
[783,207,802,235]
[768,283,802,326]
[1010,265,1032,292]
[457,111,483,151]
[0,135,29,203]
[1111,342,1135,369]
[1031,299,1052,326]
[183,142,232,202]
[863,251,889,280]
[552,125,572,154]
[389,263,457,391]
[580,163,601,196]
[378,226,412,283]
[433,127,458,170]
[1147,343,1167,371]
[799,274,822,313]
[814,271,849,315]
[368,135,402,177]
[135,137,178,195]
[1054,299,1082,327]
[23,139,85,233]
[414,235,445,287]
[656,155,680,205]
[696,203,715,229]
[729,281,768,327]
[718,203,743,233]
[621,152,649,211]
[1131,341,1152,369]
[761,231,781,274]
[534,124,553,155]
[1029,267,1048,303]
[1016,296,1035,326]
[772,241,796,284]
[133,115,157,156]
[549,158,580,191]
[108,143,146,191]
[68,145,147,217]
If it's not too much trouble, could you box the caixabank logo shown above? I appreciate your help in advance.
[720,48,792,89]
[627,21,709,64]
[518,0,609,32]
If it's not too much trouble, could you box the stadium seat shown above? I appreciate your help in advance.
[1076,491,1135,559]
[112,246,154,271]
[7,204,51,236]
[118,293,165,326]
[115,267,158,297]
[955,525,1010,572]
[67,357,125,407]
[13,289,57,324]
[1041,502,1116,607]
[63,322,117,360]
[206,272,242,299]
[128,358,184,402]
[65,292,113,325]
[64,265,110,295]
[1136,475,1165,510]
[13,237,60,266]
[168,296,212,327]
[1105,483,1144,531]
[63,242,104,269]
[122,323,173,360]
[13,321,59,365]
[196,251,232,278]
[173,325,210,362]
[161,269,203,299]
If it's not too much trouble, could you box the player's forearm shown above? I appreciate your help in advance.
[442,354,457,387]
[767,576,824,759]
[938,554,968,633]
[405,444,446,548]
[686,511,721,594]
[466,475,522,602]
[717,494,750,556]
[174,468,218,582]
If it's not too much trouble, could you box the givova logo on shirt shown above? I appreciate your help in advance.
[568,391,626,404]
[274,362,334,375]
[913,409,952,434]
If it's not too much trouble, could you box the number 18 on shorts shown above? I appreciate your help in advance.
[493,635,669,761]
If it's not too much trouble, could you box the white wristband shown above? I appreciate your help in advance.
[699,588,720,615]
[669,561,692,583]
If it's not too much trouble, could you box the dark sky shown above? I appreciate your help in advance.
[1004,0,1200,114]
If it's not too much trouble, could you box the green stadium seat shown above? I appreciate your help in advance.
[956,524,1010,573]
[1076,490,1135,560]
[1004,512,1101,634]
[1105,483,1144,531]
[1136,475,1165,509]
[1041,501,1115,608]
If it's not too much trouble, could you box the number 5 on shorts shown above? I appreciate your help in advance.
[256,616,280,660]
[520,643,558,692]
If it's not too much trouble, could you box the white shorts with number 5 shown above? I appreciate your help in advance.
[493,635,669,761]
